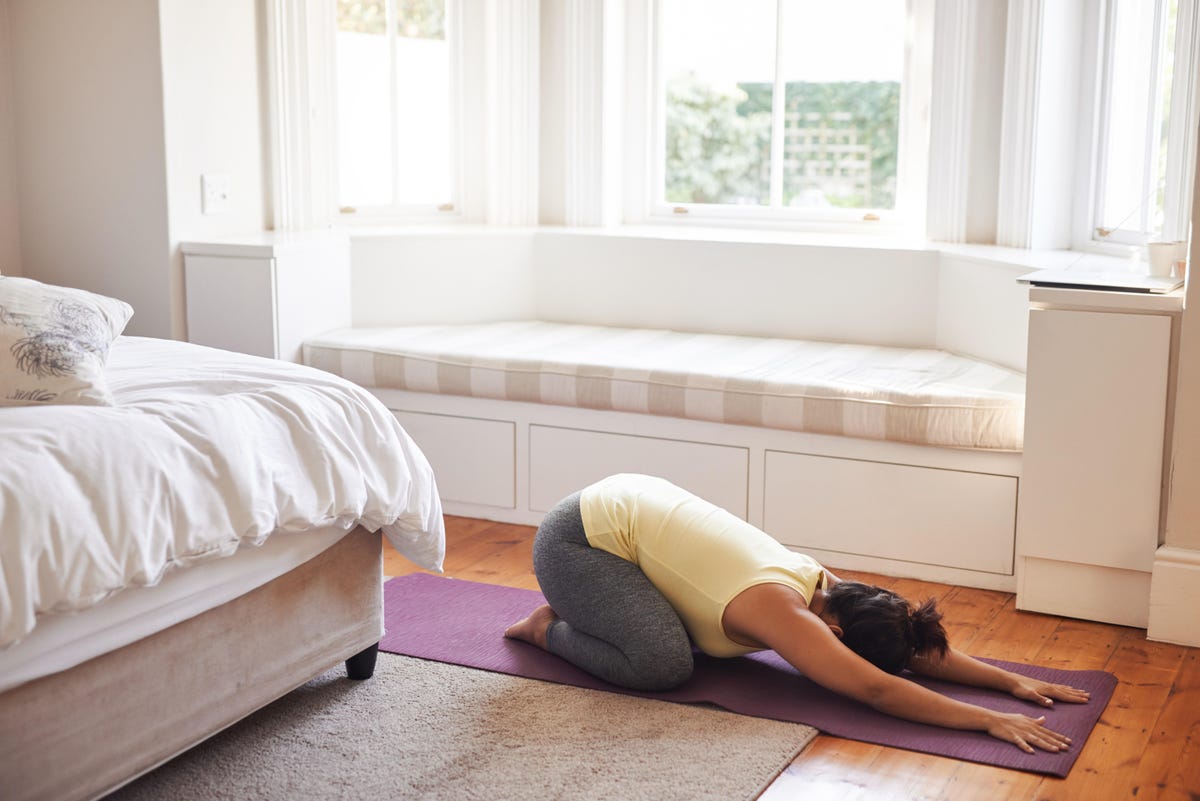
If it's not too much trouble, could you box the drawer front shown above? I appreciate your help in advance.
[392,410,515,509]
[764,450,1016,575]
[529,425,749,518]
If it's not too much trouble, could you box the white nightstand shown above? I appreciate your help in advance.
[182,231,351,362]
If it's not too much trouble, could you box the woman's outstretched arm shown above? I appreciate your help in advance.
[724,584,1075,754]
[909,647,1091,707]
[816,569,1090,707]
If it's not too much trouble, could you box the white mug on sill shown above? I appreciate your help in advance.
[1146,241,1183,277]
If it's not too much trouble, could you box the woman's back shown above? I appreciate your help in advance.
[579,473,825,656]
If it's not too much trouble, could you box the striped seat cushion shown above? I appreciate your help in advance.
[304,321,1026,451]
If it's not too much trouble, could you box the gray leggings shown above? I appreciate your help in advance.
[532,492,694,691]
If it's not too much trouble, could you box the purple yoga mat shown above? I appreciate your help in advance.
[380,573,1117,777]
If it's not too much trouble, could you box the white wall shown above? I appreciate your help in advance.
[349,231,537,326]
[159,0,268,340]
[1159,278,1200,559]
[532,231,941,347]
[7,0,172,337]
[0,1,20,276]
[1150,142,1200,646]
[936,255,1030,371]
[4,0,264,338]
[1165,208,1200,553]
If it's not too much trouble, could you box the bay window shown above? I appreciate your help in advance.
[643,0,931,230]
[264,1,1198,248]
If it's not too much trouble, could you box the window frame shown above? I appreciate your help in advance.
[1076,0,1200,251]
[290,0,539,228]
[331,0,467,225]
[623,0,934,236]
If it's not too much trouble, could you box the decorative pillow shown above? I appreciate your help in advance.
[0,276,134,406]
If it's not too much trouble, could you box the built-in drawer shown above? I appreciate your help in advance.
[391,410,515,509]
[529,425,749,518]
[763,450,1016,575]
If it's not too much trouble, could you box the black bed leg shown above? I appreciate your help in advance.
[345,643,379,680]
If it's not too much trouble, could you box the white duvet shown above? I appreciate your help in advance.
[0,337,445,650]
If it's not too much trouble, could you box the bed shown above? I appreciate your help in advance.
[0,314,445,801]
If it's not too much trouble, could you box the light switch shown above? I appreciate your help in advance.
[201,173,231,214]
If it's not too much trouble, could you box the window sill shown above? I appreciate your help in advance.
[337,222,1148,276]
[542,224,933,252]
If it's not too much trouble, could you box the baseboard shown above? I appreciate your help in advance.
[1148,546,1200,646]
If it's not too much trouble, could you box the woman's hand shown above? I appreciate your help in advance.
[985,711,1073,753]
[1009,677,1091,708]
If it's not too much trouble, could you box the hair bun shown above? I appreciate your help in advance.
[908,598,949,658]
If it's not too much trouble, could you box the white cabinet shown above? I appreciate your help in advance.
[1016,291,1178,627]
[182,232,351,362]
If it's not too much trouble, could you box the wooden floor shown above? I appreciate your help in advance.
[384,515,1200,801]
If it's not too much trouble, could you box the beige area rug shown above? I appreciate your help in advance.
[104,653,817,801]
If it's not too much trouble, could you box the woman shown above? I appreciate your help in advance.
[505,473,1090,754]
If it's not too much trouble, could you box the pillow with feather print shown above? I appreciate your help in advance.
[0,276,133,406]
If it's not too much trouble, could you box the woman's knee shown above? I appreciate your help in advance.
[628,643,694,691]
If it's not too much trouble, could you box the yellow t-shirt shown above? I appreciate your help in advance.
[579,473,825,657]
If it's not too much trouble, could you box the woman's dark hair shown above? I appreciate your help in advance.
[823,581,949,673]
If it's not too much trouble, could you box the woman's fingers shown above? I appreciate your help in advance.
[1025,716,1071,752]
[1026,727,1071,752]
[991,713,1073,754]
[1047,683,1091,703]
[1014,680,1092,706]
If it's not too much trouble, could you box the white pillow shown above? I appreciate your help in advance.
[0,276,134,406]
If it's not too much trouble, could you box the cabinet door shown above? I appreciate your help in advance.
[1018,309,1170,572]
[764,450,1016,575]
[528,425,749,518]
[392,410,515,509]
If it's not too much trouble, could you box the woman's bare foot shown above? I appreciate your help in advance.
[504,604,558,650]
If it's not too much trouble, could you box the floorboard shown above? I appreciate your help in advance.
[384,515,1200,801]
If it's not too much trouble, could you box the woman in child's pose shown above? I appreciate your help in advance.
[505,473,1090,754]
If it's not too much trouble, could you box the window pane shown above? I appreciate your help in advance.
[394,0,452,204]
[335,0,452,210]
[1096,0,1176,239]
[337,1,394,207]
[660,0,775,206]
[779,0,904,210]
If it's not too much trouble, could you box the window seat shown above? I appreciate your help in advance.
[304,320,1025,451]
[304,320,1024,592]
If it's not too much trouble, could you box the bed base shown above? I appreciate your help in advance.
[0,527,383,801]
